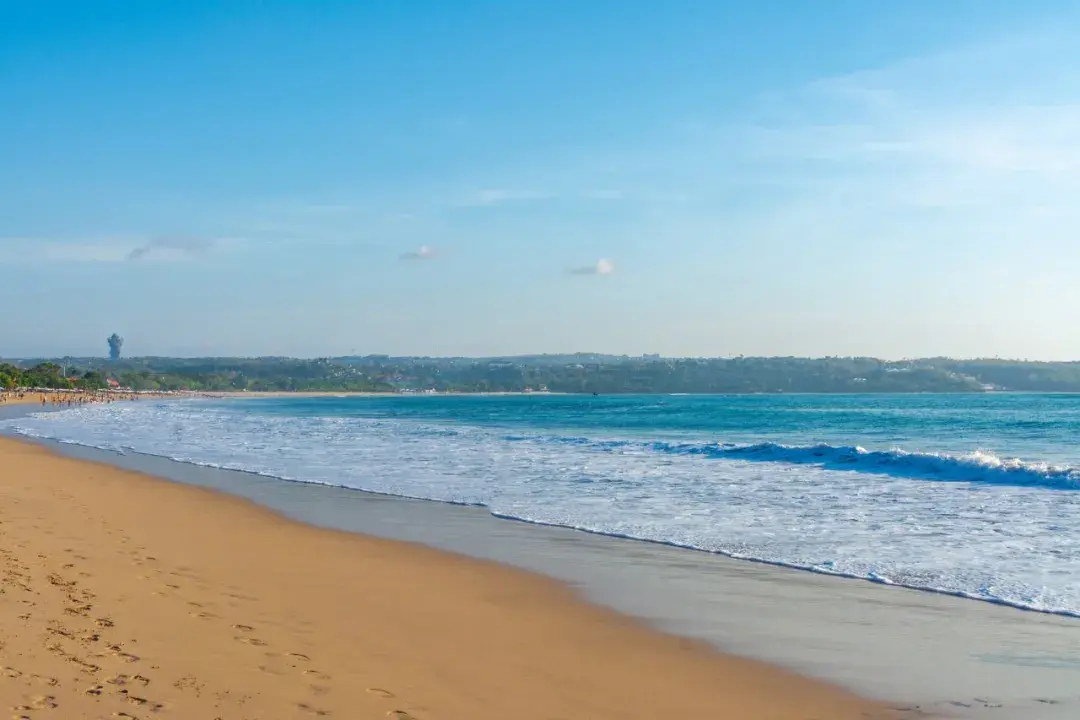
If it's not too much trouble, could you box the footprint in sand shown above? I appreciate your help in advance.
[69,657,101,675]
[106,674,151,688]
[232,624,255,632]
[95,617,115,629]
[116,689,156,708]
[367,688,396,699]
[1,667,22,679]
[235,636,267,647]
[296,702,330,716]
[85,684,104,696]
[386,711,417,720]
[106,646,140,663]
[225,591,256,602]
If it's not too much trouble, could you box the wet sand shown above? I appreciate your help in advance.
[0,436,901,719]
[0,395,41,406]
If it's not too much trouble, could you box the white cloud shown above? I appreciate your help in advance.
[569,258,614,276]
[399,244,437,261]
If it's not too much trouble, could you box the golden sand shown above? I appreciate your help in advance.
[0,395,42,406]
[0,436,903,719]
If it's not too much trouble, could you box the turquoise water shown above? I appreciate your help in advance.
[255,392,1080,462]
[7,393,1080,615]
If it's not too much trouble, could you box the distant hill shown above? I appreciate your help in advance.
[6,355,1080,393]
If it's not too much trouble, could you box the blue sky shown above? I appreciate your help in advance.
[3,1,1080,358]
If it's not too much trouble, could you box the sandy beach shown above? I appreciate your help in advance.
[0,435,904,719]
[0,391,149,408]
[0,394,45,406]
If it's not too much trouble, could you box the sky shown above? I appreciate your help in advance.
[3,0,1080,359]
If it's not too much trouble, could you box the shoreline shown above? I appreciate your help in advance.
[4,401,1080,718]
[0,434,904,719]
[5,402,1080,718]
[0,389,167,407]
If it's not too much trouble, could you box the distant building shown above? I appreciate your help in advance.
[106,378,120,388]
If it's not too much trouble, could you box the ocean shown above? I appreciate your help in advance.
[6,392,1080,618]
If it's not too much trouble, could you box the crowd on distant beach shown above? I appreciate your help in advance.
[0,389,143,406]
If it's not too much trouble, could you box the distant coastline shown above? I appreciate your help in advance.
[7,355,1080,394]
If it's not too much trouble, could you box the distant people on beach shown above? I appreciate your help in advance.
[0,390,28,404]
[0,389,143,406]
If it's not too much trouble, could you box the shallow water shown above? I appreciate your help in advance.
[7,393,1080,616]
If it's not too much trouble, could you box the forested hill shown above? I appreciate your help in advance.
[6,355,1080,394]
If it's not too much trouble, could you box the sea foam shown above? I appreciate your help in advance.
[5,398,1080,618]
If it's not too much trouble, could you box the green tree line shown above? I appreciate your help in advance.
[8,355,1080,393]
[0,363,108,391]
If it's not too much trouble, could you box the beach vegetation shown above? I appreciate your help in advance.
[5,354,1080,394]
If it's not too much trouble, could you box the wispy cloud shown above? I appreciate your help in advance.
[568,258,614,276]
[399,244,437,261]
[699,24,1080,268]
[0,236,233,264]
[455,188,552,207]
[127,235,216,261]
